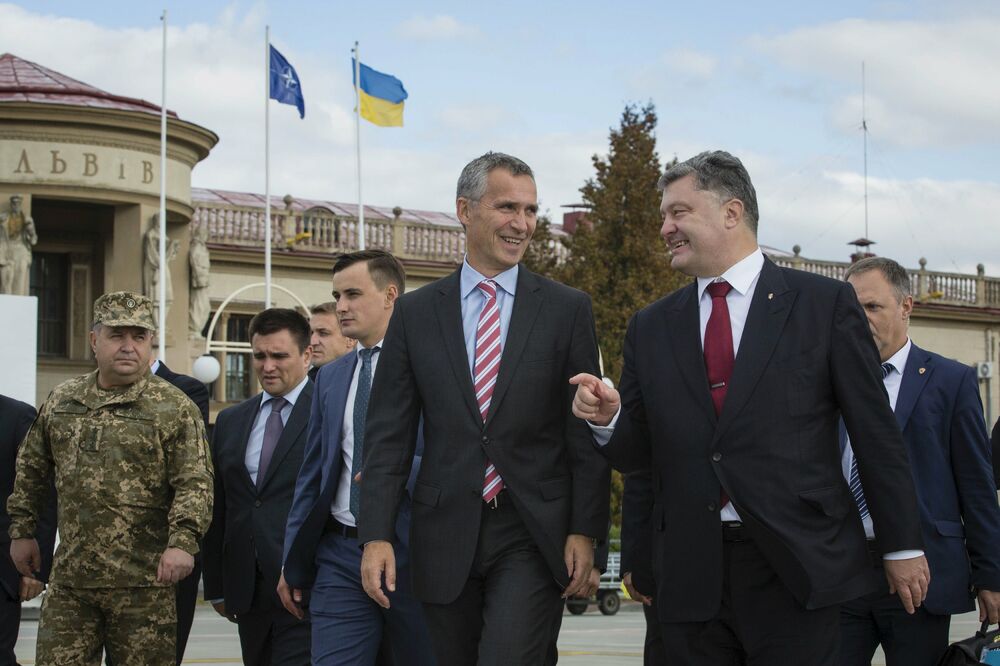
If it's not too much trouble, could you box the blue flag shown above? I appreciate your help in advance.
[269,45,305,118]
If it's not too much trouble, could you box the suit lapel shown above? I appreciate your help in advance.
[895,344,932,430]
[663,282,717,424]
[258,381,314,493]
[238,395,263,492]
[435,269,481,423]
[486,268,543,424]
[713,260,795,444]
[320,355,356,497]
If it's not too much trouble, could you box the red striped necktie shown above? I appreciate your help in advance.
[474,279,504,503]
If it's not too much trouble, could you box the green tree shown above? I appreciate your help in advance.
[521,213,562,277]
[559,103,688,527]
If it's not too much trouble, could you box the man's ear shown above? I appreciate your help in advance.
[723,198,745,230]
[384,283,399,307]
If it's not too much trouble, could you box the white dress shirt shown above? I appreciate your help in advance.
[244,376,310,485]
[331,340,384,528]
[842,338,922,560]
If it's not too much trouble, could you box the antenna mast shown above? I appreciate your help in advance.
[862,61,869,240]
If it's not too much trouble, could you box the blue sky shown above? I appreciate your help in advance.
[9,1,1000,272]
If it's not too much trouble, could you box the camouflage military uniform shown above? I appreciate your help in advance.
[7,292,214,665]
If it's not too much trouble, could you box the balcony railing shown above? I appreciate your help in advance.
[192,198,995,309]
[773,250,1000,308]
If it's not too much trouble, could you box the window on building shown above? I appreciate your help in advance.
[225,314,253,402]
[30,253,68,356]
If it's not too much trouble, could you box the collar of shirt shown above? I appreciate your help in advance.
[150,359,161,375]
[260,374,310,414]
[355,339,385,359]
[696,247,765,300]
[885,338,912,376]
[460,256,518,300]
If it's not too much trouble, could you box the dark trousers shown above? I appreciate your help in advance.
[642,598,666,666]
[659,528,840,665]
[237,568,311,666]
[310,526,434,666]
[0,592,19,666]
[840,568,951,666]
[421,493,565,666]
[174,554,200,665]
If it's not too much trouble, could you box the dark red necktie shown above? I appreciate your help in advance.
[704,280,734,507]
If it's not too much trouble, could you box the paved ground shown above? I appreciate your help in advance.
[13,600,987,664]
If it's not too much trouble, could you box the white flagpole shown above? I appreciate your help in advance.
[264,26,272,307]
[353,41,365,250]
[158,9,168,362]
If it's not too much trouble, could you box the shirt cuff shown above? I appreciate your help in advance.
[207,598,224,604]
[883,549,924,561]
[588,407,621,446]
[167,531,199,556]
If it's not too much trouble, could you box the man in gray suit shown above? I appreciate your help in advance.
[359,152,610,665]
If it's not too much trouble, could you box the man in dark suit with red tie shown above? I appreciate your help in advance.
[571,151,928,664]
[359,152,610,665]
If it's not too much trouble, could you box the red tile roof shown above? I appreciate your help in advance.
[0,52,177,117]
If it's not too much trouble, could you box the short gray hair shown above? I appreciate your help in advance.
[456,152,534,203]
[659,151,759,234]
[844,256,912,302]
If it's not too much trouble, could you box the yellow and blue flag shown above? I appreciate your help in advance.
[352,59,407,127]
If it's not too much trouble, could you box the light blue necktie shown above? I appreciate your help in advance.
[849,362,894,521]
[350,346,378,520]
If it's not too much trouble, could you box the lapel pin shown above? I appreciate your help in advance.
[768,293,774,300]
[919,367,926,374]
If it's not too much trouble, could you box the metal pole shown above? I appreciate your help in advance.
[354,42,365,250]
[265,26,272,307]
[158,9,168,361]
[862,61,869,240]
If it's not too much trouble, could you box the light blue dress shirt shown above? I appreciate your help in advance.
[460,258,518,373]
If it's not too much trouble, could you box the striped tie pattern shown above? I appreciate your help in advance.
[474,280,504,503]
[849,361,895,521]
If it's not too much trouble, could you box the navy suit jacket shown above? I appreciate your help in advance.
[282,351,421,590]
[889,343,1000,614]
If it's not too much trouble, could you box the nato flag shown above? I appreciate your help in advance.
[269,45,305,118]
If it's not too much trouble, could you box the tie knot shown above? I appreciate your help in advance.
[707,280,732,299]
[881,362,894,378]
[478,279,498,300]
[359,346,379,363]
[268,396,287,414]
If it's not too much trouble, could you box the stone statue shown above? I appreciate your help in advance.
[0,194,38,295]
[143,214,179,328]
[188,222,211,337]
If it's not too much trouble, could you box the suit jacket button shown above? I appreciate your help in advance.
[711,452,722,462]
[254,499,262,508]
[481,435,489,445]
[707,502,717,512]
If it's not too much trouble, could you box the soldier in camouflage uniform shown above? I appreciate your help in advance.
[7,291,214,665]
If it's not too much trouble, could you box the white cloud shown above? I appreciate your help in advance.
[394,15,479,41]
[754,17,1000,147]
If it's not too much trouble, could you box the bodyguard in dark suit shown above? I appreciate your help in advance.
[152,358,209,665]
[0,394,56,665]
[359,152,610,666]
[840,257,1000,665]
[571,151,927,664]
[203,309,313,665]
[281,250,433,665]
[620,471,666,665]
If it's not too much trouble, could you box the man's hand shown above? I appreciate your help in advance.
[10,538,41,578]
[569,374,620,427]
[977,588,1000,625]
[277,572,305,620]
[884,555,930,614]
[156,547,194,584]
[623,571,652,606]
[361,540,396,609]
[562,534,595,599]
[19,576,43,602]
[211,600,236,623]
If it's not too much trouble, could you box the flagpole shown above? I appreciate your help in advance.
[353,41,365,250]
[158,9,168,362]
[264,25,272,307]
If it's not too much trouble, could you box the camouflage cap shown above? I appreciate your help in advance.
[93,291,156,330]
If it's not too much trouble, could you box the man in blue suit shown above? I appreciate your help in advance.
[842,256,1000,665]
[279,249,434,665]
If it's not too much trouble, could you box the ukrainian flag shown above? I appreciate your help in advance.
[353,59,408,127]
